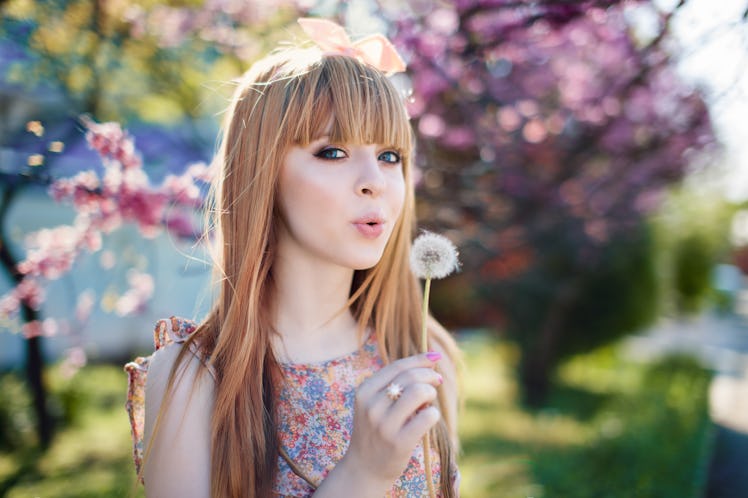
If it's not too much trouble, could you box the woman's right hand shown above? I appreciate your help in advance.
[320,351,444,495]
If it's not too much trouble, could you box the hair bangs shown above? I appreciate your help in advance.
[284,55,412,156]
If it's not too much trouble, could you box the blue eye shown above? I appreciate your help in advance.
[315,147,347,160]
[379,150,401,164]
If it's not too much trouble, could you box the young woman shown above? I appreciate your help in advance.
[128,19,461,497]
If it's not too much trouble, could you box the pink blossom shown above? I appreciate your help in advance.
[81,226,102,252]
[165,212,198,239]
[0,277,45,318]
[19,226,78,278]
[15,278,45,309]
[124,0,299,55]
[22,320,43,338]
[0,293,20,317]
[119,190,168,238]
[82,117,142,170]
[147,6,193,48]
[120,166,149,191]
[50,171,102,213]
[442,126,476,149]
[186,161,215,183]
[163,173,202,206]
[96,204,123,234]
[415,31,448,59]
[22,318,57,339]
[123,4,147,38]
[75,290,95,323]
[102,164,123,195]
[406,94,426,118]
[427,8,460,36]
[412,68,450,102]
[10,118,205,329]
[419,114,446,138]
[115,270,155,316]
[99,250,116,269]
[584,219,609,244]
[74,121,203,239]
[60,346,87,379]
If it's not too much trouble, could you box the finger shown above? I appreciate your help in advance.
[397,405,441,448]
[358,352,442,400]
[391,367,443,390]
[363,368,442,426]
[385,382,439,431]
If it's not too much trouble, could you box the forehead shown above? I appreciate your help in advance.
[276,56,411,151]
[292,93,410,151]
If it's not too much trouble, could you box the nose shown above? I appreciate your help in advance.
[356,151,386,197]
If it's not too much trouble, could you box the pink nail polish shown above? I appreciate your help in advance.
[426,351,442,362]
[437,374,443,385]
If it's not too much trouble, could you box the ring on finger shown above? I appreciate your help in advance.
[385,382,404,402]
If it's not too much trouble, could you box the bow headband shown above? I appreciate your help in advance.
[298,18,406,75]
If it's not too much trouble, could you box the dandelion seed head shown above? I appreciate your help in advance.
[410,231,460,280]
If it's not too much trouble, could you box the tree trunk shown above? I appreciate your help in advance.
[0,188,53,448]
[520,280,580,407]
[25,335,51,447]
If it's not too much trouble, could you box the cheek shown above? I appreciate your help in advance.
[279,169,342,226]
[389,175,407,216]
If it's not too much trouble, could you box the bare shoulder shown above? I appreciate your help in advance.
[144,342,215,497]
[426,316,463,450]
[145,342,215,435]
[148,342,204,387]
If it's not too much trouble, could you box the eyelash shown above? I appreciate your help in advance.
[314,147,346,160]
[313,147,402,165]
[379,150,401,164]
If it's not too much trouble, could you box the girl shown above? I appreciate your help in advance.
[127,18,461,497]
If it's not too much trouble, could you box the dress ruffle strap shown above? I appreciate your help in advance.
[124,316,198,482]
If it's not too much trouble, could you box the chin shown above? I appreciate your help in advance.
[350,257,384,271]
[347,249,386,271]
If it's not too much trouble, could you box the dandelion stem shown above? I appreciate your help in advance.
[421,277,431,352]
[421,276,436,498]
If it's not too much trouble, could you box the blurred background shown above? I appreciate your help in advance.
[1,0,747,496]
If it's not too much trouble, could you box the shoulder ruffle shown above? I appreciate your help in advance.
[153,315,198,349]
[123,316,200,483]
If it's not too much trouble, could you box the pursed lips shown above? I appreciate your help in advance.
[352,213,386,238]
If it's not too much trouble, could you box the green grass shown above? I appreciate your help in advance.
[457,331,714,498]
[0,365,144,498]
[0,333,713,497]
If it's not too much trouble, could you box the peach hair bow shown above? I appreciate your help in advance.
[298,18,406,75]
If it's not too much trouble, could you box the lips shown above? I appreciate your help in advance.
[353,213,386,238]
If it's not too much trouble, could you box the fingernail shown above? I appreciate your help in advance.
[426,351,442,362]
[437,374,443,385]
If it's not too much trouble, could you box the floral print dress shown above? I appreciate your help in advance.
[125,317,459,497]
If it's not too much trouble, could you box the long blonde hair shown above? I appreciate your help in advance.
[167,47,458,497]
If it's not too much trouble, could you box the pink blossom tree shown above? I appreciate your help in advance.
[0,117,213,445]
[0,0,305,446]
[390,0,718,403]
[0,0,726,435]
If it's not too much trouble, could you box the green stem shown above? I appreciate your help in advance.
[421,277,431,352]
[420,276,436,498]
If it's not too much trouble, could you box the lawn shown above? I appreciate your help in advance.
[0,365,144,498]
[457,331,714,497]
[0,331,713,497]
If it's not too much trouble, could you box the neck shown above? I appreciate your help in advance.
[271,239,359,363]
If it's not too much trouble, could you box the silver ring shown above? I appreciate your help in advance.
[385,382,403,402]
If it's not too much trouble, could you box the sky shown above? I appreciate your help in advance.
[666,0,748,201]
[343,0,748,200]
